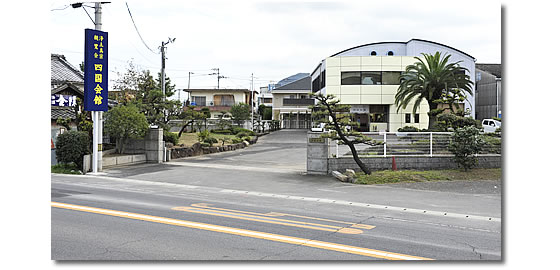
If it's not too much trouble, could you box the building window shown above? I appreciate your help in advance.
[262,98,272,103]
[414,113,420,123]
[381,71,402,85]
[312,76,320,92]
[405,113,411,123]
[387,51,394,56]
[370,51,377,56]
[214,95,234,106]
[341,72,361,85]
[361,71,382,85]
[192,96,206,106]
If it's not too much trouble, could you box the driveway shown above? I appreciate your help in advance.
[169,129,308,173]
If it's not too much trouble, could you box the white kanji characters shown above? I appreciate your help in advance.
[56,95,67,106]
[68,96,76,107]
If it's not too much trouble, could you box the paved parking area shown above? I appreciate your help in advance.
[171,129,308,173]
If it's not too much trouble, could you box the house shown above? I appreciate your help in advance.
[51,54,85,140]
[183,88,253,119]
[475,63,502,120]
[310,39,476,132]
[272,75,313,129]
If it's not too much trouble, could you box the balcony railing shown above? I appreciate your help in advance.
[190,101,237,107]
[282,98,315,106]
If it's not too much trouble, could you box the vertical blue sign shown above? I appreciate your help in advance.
[84,29,108,111]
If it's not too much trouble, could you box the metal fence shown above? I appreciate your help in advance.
[329,132,501,158]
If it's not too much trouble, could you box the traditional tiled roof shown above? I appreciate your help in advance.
[273,76,311,91]
[51,54,84,85]
[476,63,502,78]
[51,107,76,120]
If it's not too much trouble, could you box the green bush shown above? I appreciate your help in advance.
[434,113,481,131]
[163,130,179,145]
[236,132,250,138]
[211,129,233,135]
[397,126,420,132]
[231,127,255,136]
[55,130,91,170]
[197,130,211,142]
[51,163,82,175]
[203,137,218,146]
[232,138,243,144]
[449,126,485,171]
[242,136,252,142]
[200,142,211,148]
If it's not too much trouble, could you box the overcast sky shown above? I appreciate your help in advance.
[50,0,501,101]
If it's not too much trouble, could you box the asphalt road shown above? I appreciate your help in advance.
[51,129,501,260]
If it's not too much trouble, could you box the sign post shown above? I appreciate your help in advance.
[84,28,108,173]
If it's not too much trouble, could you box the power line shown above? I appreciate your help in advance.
[125,2,157,54]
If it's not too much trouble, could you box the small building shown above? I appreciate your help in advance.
[183,88,253,119]
[272,76,314,129]
[475,64,502,120]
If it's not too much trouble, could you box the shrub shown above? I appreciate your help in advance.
[163,130,179,145]
[211,129,233,135]
[105,104,149,153]
[242,136,252,142]
[434,113,481,131]
[397,126,420,132]
[55,130,91,170]
[236,131,250,138]
[197,130,211,142]
[449,126,485,171]
[200,142,211,148]
[232,138,243,144]
[203,137,218,146]
[231,127,255,136]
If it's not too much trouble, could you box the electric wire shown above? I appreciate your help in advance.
[125,2,158,54]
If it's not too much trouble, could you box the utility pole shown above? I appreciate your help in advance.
[188,71,193,89]
[251,73,254,131]
[94,2,108,173]
[71,1,110,173]
[210,68,226,89]
[159,37,175,99]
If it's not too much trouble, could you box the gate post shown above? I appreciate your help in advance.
[307,131,329,175]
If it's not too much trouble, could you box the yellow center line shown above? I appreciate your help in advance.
[187,203,376,231]
[51,201,432,260]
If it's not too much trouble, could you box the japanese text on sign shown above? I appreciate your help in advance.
[84,29,108,111]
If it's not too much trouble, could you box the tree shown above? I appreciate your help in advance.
[112,62,182,131]
[177,106,206,138]
[104,105,149,153]
[448,126,485,171]
[312,93,382,175]
[230,103,250,126]
[395,52,473,130]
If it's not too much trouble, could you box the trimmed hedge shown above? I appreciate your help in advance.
[55,131,91,169]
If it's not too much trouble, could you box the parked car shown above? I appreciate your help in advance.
[482,119,501,133]
[311,123,326,132]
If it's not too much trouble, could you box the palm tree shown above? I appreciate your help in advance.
[395,52,473,130]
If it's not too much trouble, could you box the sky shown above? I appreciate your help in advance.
[49,0,501,102]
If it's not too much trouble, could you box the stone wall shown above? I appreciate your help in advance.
[122,127,164,163]
[327,155,502,173]
[170,136,258,159]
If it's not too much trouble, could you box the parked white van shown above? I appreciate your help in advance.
[482,119,501,133]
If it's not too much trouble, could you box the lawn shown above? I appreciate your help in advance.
[354,168,501,185]
[51,163,82,175]
[174,132,239,147]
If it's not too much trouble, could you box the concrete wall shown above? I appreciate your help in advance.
[122,127,164,163]
[328,155,501,174]
[307,132,329,175]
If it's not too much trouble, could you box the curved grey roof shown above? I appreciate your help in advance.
[329,38,475,60]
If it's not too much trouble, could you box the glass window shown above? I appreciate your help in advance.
[382,71,402,85]
[405,113,411,123]
[361,71,382,85]
[341,72,361,85]
[192,96,206,106]
[414,113,420,123]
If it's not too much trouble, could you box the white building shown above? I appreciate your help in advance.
[310,39,476,132]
